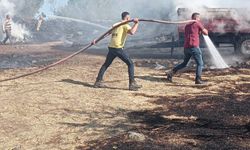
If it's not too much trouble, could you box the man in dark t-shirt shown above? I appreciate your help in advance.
[167,13,208,84]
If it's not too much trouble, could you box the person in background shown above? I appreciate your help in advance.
[167,12,208,84]
[92,12,142,91]
[36,12,46,31]
[2,14,12,44]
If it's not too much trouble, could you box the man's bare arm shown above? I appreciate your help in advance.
[128,18,139,35]
[202,28,209,35]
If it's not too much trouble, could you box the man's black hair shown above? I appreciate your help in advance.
[122,12,130,20]
[192,12,200,19]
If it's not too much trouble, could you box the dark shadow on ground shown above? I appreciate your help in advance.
[135,75,211,89]
[135,75,167,83]
[59,79,94,88]
[78,82,250,150]
[53,69,250,150]
[59,79,129,91]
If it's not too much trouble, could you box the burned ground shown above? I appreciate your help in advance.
[83,68,250,150]
[0,43,249,149]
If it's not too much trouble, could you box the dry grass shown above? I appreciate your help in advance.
[0,44,249,149]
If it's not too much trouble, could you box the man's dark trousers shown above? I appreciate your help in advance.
[3,30,12,44]
[96,47,135,82]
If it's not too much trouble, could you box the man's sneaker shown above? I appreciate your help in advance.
[195,77,207,85]
[166,73,173,82]
[129,81,142,91]
[94,80,107,88]
[166,70,175,82]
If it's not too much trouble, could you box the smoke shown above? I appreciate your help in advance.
[38,0,68,15]
[55,0,176,41]
[175,0,250,8]
[174,0,250,32]
[0,0,42,42]
[11,23,30,40]
[0,0,15,16]
[48,15,108,30]
[57,0,175,20]
[51,0,250,44]
[0,0,246,44]
[55,0,250,22]
[174,0,250,11]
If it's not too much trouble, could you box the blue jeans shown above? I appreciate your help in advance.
[96,47,135,82]
[173,47,204,79]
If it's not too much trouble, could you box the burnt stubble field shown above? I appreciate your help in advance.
[0,43,249,149]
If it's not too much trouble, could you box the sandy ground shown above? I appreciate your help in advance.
[0,43,249,149]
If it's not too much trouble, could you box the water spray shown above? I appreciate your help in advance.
[0,19,196,83]
[48,15,109,30]
[203,35,229,69]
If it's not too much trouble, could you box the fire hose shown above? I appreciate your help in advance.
[0,19,195,82]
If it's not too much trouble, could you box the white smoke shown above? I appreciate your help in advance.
[0,0,15,16]
[11,23,30,40]
[174,0,250,10]
[39,0,69,15]
[55,0,175,41]
[54,0,250,38]
[0,0,31,42]
[174,0,250,32]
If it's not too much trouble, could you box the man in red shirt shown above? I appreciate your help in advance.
[167,13,208,84]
